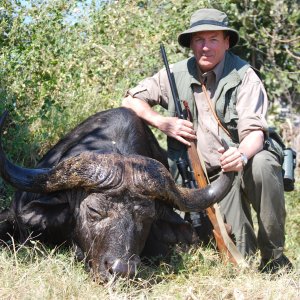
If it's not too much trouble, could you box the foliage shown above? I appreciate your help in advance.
[1,0,299,165]
[225,0,300,119]
[0,0,190,163]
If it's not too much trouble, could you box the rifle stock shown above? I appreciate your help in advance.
[186,142,207,187]
[160,44,247,266]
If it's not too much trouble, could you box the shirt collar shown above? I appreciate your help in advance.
[196,54,226,84]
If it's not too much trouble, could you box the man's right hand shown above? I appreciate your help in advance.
[157,116,196,146]
[122,95,196,146]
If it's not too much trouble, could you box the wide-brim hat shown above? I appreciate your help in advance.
[178,8,239,48]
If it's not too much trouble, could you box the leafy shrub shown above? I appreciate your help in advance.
[0,0,299,165]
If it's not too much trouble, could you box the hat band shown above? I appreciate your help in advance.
[190,20,228,29]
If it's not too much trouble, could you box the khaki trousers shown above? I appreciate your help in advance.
[218,150,286,260]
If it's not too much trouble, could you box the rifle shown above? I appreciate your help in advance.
[160,44,248,266]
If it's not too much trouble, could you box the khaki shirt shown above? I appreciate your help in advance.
[127,55,269,171]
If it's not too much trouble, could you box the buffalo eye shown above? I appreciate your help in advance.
[86,203,108,220]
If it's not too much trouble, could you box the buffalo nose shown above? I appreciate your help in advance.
[106,256,141,278]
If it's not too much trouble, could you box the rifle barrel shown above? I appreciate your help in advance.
[160,44,184,119]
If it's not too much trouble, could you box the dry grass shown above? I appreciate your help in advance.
[0,243,298,300]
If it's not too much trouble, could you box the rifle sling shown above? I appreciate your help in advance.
[200,80,231,138]
[184,93,248,267]
[200,83,248,266]
[213,203,249,267]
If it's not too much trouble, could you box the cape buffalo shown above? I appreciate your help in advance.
[0,107,234,281]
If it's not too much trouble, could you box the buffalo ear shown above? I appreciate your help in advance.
[141,205,199,259]
[19,194,74,244]
[157,207,199,245]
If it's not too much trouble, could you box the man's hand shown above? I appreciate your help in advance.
[218,146,245,172]
[122,96,197,146]
[218,130,265,172]
[157,117,197,146]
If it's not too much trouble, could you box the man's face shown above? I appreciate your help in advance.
[190,31,229,73]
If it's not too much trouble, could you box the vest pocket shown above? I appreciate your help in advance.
[222,106,239,143]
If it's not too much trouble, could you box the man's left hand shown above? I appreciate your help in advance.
[218,146,244,172]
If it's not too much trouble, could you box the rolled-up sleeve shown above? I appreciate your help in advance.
[237,68,269,141]
[126,68,171,109]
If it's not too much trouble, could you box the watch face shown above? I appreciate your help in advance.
[241,154,248,166]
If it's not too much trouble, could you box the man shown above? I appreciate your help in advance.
[122,8,292,273]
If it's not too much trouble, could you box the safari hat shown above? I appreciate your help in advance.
[178,8,239,48]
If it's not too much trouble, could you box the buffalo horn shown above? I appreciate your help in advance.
[0,111,234,211]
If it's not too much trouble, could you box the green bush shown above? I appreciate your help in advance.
[0,0,299,165]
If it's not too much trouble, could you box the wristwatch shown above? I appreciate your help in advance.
[240,153,248,167]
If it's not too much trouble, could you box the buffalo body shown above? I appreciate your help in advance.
[0,108,233,281]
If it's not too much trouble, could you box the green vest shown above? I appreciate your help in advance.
[167,51,250,179]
